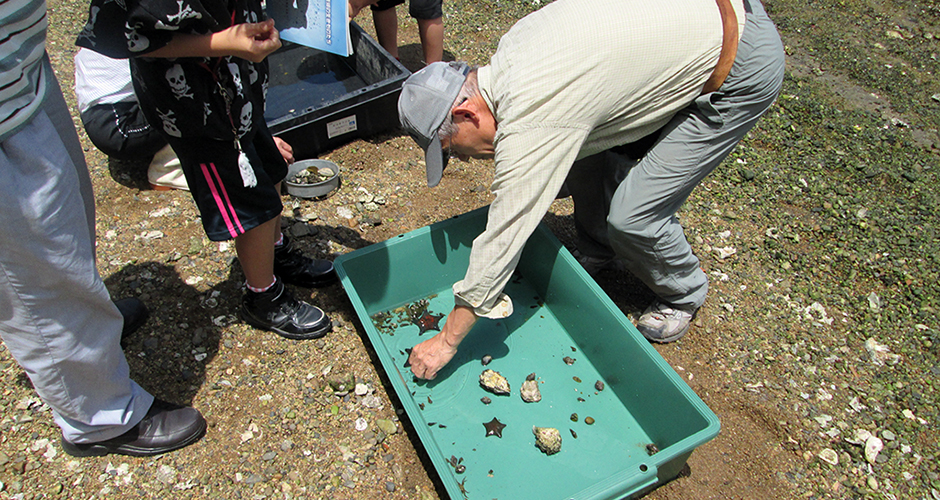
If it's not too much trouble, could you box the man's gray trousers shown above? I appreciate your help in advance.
[566,0,785,310]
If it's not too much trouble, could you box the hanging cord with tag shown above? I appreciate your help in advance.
[197,10,258,187]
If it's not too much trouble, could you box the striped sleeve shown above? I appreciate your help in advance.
[0,0,47,141]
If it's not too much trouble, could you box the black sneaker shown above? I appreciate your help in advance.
[273,236,337,288]
[240,277,332,340]
[61,398,206,457]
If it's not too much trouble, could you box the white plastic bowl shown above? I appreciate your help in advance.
[285,159,341,198]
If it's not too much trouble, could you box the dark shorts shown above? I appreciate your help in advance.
[167,123,287,241]
[372,0,442,19]
[80,102,168,161]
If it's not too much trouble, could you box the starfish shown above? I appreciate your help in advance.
[413,310,444,335]
[483,417,506,438]
[403,347,413,368]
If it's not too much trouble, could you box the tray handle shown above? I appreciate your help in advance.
[612,463,660,499]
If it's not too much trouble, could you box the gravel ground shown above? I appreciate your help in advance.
[1,0,939,499]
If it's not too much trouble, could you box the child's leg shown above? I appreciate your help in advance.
[417,17,443,64]
[410,0,444,64]
[245,131,335,289]
[80,102,167,161]
[271,204,337,288]
[372,4,400,58]
[167,132,285,290]
[234,216,278,289]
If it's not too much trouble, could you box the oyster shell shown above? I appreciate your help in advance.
[520,375,541,403]
[864,435,884,464]
[533,426,562,455]
[479,369,510,395]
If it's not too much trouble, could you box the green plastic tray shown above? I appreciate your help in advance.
[335,207,719,499]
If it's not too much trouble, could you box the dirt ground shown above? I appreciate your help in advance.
[1,0,938,499]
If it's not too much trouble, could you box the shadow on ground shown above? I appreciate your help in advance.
[107,157,151,191]
[103,261,242,406]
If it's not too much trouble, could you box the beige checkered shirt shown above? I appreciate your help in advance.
[453,0,745,318]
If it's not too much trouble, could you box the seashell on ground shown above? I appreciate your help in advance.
[864,436,884,464]
[818,448,839,465]
[845,428,872,445]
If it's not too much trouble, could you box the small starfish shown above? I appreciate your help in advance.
[403,347,413,368]
[457,477,469,498]
[413,310,444,335]
[483,417,506,438]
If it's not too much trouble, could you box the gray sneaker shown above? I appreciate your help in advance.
[636,301,696,343]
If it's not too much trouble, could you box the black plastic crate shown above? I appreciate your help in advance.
[264,22,410,160]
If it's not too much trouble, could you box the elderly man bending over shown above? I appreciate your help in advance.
[399,0,785,380]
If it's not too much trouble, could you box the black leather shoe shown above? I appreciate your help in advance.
[273,236,337,288]
[240,277,332,340]
[114,297,149,339]
[60,399,206,457]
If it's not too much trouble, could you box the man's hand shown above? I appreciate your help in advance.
[409,305,477,380]
[408,332,458,380]
[273,136,294,164]
[348,0,379,19]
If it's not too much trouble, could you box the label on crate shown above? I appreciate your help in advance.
[327,115,358,138]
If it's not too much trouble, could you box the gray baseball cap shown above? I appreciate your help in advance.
[398,61,471,187]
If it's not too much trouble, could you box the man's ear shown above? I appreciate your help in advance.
[452,97,481,124]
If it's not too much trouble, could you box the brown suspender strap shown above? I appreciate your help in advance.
[702,0,739,94]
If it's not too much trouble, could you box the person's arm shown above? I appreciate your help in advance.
[409,128,589,379]
[408,305,477,380]
[144,19,280,63]
[273,136,294,164]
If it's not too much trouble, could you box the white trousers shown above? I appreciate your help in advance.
[0,57,153,443]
